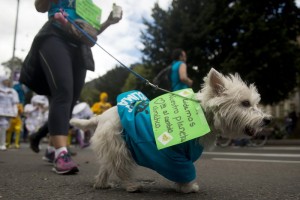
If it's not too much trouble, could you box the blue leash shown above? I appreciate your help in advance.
[66,15,149,84]
[55,0,161,90]
[55,0,148,84]
[57,5,200,102]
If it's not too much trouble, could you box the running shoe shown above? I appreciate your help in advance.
[29,133,40,153]
[52,151,79,175]
[0,145,7,151]
[42,149,55,163]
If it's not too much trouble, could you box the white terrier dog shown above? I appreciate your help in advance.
[70,68,271,193]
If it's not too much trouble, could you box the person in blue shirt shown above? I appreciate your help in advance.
[13,82,28,106]
[170,48,193,91]
[21,0,122,175]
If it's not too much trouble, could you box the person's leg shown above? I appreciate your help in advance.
[76,128,89,148]
[71,49,87,149]
[0,127,7,150]
[39,37,73,142]
[29,122,49,153]
[14,117,22,149]
[22,119,28,143]
[39,37,80,174]
[42,137,55,163]
[70,48,87,112]
[5,121,13,148]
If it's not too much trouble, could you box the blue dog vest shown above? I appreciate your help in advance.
[117,90,203,183]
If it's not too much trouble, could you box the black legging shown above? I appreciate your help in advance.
[32,122,48,141]
[39,36,86,135]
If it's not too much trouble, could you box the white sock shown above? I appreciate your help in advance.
[47,146,55,153]
[55,147,68,158]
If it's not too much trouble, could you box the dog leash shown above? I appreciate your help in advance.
[57,4,200,103]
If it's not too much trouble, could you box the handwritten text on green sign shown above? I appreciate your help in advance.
[76,0,102,30]
[150,89,210,150]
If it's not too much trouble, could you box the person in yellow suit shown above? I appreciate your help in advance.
[91,92,112,115]
[6,104,23,149]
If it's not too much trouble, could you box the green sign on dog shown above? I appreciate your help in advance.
[149,89,210,150]
[76,0,102,30]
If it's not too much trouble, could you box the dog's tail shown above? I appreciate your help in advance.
[70,106,118,131]
[70,115,99,130]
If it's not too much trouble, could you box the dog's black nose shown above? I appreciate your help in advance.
[262,118,271,126]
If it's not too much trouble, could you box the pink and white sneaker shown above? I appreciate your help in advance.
[52,151,79,175]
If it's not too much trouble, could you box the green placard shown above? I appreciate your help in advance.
[76,0,102,30]
[149,89,210,150]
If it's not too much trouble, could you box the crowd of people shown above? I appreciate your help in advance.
[0,67,117,176]
[0,76,49,150]
[0,77,113,156]
[0,76,20,150]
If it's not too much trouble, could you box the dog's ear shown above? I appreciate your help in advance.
[208,68,225,95]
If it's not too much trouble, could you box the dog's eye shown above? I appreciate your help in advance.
[241,100,251,107]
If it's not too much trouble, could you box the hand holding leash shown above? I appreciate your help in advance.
[54,10,68,25]
[53,9,98,47]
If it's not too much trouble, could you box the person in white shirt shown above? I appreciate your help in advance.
[0,76,19,150]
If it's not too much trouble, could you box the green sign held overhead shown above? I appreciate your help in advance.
[149,89,210,150]
[76,0,102,30]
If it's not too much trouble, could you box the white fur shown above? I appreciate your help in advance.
[70,68,271,193]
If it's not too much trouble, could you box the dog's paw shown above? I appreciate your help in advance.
[125,183,142,193]
[191,183,200,192]
[176,182,200,193]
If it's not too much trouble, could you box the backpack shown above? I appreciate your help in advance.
[153,65,172,91]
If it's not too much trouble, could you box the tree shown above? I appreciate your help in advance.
[211,0,300,104]
[122,63,154,97]
[2,57,23,80]
[141,0,220,86]
[82,66,129,105]
[141,0,300,104]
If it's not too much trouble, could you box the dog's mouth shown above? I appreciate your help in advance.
[244,126,256,136]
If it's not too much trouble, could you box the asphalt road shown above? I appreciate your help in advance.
[0,143,299,200]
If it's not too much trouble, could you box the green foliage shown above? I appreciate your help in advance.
[2,57,23,71]
[122,64,155,98]
[82,66,129,105]
[141,0,300,104]
[80,86,99,106]
[2,57,23,79]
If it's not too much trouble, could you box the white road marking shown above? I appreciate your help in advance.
[252,146,300,151]
[203,152,300,158]
[212,158,300,164]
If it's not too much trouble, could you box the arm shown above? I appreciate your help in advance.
[97,11,122,35]
[178,63,193,87]
[91,103,99,114]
